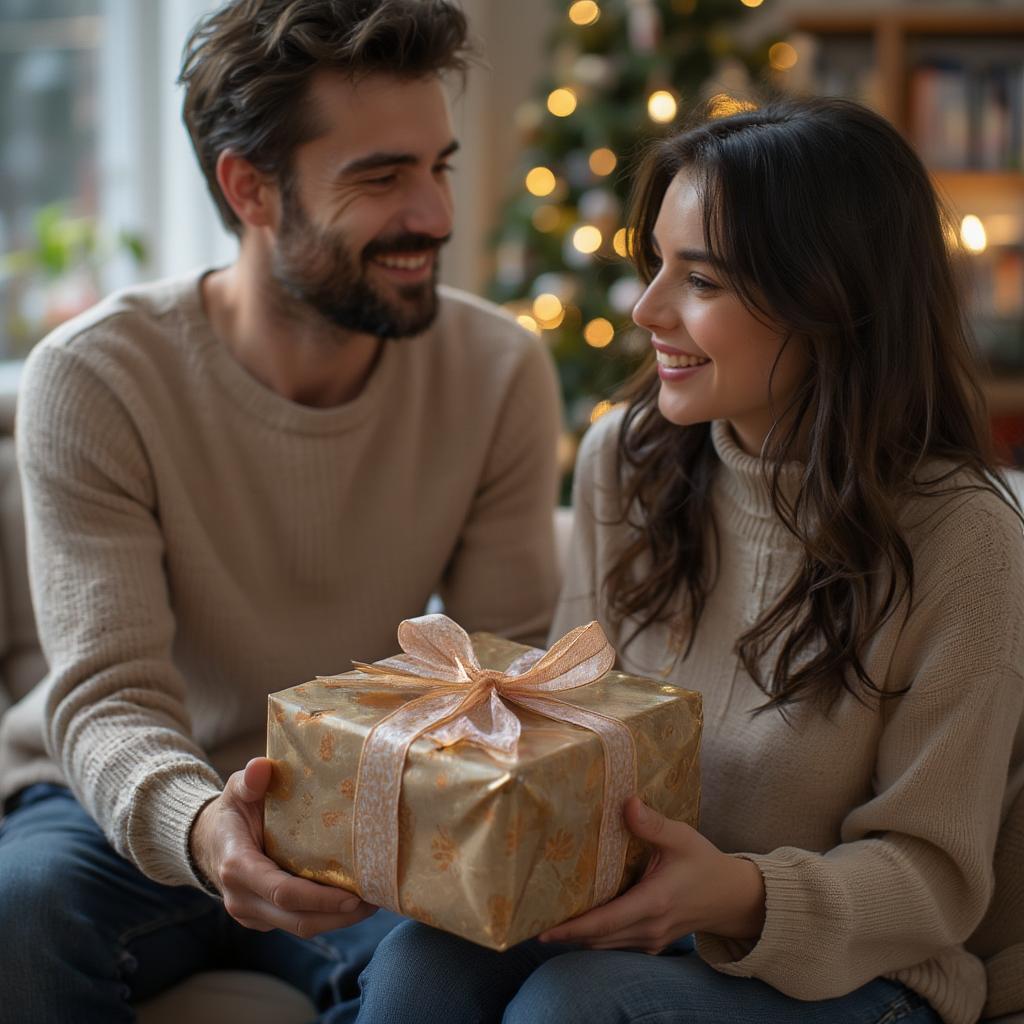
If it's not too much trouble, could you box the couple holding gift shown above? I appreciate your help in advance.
[0,1,1020,1022]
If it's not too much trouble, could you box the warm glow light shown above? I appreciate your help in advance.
[531,205,561,233]
[589,147,617,176]
[572,225,603,254]
[533,293,564,322]
[740,0,763,7]
[590,399,614,422]
[547,88,578,117]
[613,227,634,258]
[516,314,541,335]
[961,215,988,254]
[568,0,601,26]
[584,318,615,348]
[525,166,556,197]
[648,90,678,124]
[769,42,799,71]
[708,93,758,118]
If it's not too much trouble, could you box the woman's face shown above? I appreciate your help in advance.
[632,171,809,456]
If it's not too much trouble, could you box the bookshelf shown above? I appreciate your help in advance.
[785,8,1024,458]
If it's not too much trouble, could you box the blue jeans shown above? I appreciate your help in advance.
[0,784,402,1023]
[355,919,944,1024]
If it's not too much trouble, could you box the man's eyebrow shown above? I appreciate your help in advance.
[339,140,460,178]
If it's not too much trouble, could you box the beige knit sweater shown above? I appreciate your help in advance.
[551,408,1024,1024]
[0,270,562,891]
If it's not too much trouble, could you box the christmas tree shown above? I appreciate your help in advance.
[487,0,771,483]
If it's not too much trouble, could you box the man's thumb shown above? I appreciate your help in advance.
[238,756,274,802]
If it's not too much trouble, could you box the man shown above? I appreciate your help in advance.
[0,1,561,1019]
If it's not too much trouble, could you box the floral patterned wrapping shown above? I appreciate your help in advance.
[264,632,702,951]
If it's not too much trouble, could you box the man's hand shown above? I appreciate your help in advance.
[538,795,766,953]
[190,756,378,937]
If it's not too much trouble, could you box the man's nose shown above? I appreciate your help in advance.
[403,175,454,240]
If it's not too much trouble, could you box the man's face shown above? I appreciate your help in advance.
[270,72,457,340]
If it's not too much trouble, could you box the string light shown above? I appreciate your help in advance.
[533,293,564,322]
[568,1,601,26]
[612,227,635,258]
[584,318,615,348]
[547,87,578,117]
[525,166,556,197]
[739,0,764,7]
[531,205,561,232]
[647,90,678,123]
[588,148,617,176]
[590,400,614,422]
[961,215,987,254]
[572,225,603,254]
[768,42,799,71]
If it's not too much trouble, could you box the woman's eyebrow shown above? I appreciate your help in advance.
[677,248,715,264]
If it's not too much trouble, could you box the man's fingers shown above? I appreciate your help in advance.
[237,853,365,915]
[230,899,378,939]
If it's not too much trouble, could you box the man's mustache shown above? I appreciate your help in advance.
[363,233,451,260]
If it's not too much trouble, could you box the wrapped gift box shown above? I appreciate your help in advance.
[264,616,702,950]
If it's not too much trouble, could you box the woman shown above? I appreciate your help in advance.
[353,97,1024,1024]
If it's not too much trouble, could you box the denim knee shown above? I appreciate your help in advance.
[358,920,455,1001]
[503,951,624,1024]
[357,921,542,1024]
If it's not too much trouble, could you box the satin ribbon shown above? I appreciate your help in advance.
[318,614,637,913]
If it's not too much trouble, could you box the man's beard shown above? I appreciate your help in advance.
[270,188,446,340]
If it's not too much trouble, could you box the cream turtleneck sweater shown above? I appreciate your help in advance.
[551,409,1024,1024]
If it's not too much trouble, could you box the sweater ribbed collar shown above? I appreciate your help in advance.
[710,420,806,542]
[182,266,401,436]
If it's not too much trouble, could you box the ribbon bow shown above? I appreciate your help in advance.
[322,614,637,912]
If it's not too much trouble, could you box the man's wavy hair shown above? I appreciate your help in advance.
[606,96,1020,712]
[179,0,473,234]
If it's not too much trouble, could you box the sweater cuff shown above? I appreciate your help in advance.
[981,944,1024,1019]
[125,763,224,891]
[696,851,813,980]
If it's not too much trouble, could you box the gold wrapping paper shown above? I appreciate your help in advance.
[264,632,702,951]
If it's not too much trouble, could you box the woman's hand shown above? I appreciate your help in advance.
[190,757,379,937]
[539,795,765,953]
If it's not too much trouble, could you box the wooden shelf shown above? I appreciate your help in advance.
[792,10,1024,37]
[984,376,1024,417]
[932,172,1024,217]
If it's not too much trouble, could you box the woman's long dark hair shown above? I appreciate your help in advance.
[605,96,1020,712]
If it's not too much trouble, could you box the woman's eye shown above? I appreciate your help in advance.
[688,274,718,292]
[434,162,455,176]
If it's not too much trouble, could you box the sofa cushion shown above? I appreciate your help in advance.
[0,435,44,706]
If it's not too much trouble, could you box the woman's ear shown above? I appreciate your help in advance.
[215,150,280,231]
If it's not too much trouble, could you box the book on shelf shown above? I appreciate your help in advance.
[910,61,1024,172]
